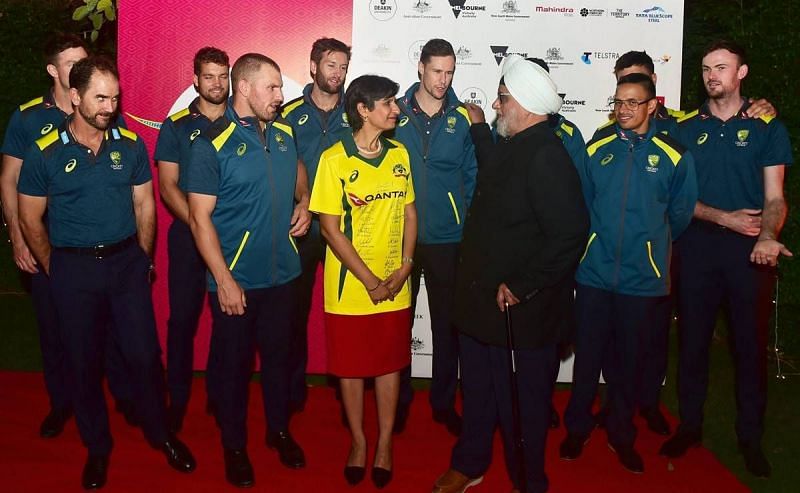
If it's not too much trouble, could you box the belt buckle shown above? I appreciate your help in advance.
[94,244,106,259]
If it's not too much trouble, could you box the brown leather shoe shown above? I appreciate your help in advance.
[432,469,483,493]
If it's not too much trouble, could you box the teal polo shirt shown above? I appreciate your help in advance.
[676,100,793,211]
[17,119,151,247]
[185,105,301,291]
[154,97,219,192]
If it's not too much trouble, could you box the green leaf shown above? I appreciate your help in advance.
[90,29,99,43]
[72,5,90,20]
[97,0,113,10]
[89,12,103,30]
[103,6,116,21]
[87,0,99,10]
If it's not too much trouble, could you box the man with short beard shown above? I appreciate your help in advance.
[1,33,138,438]
[281,38,352,414]
[17,55,196,490]
[661,40,793,479]
[155,46,230,433]
[393,38,477,436]
[186,53,311,487]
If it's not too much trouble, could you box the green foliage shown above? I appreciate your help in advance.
[682,0,800,356]
[72,0,116,43]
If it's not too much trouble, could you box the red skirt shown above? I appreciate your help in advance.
[325,308,412,377]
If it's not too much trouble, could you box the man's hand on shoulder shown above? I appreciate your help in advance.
[464,103,485,124]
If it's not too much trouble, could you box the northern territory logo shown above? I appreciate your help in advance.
[449,0,487,19]
[491,45,528,66]
[579,7,604,17]
[636,5,674,22]
[369,0,397,21]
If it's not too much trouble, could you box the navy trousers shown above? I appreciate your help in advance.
[564,284,665,448]
[287,230,325,410]
[49,242,168,455]
[208,282,294,450]
[165,220,208,411]
[676,222,772,446]
[400,242,461,413]
[452,334,557,493]
[31,270,133,414]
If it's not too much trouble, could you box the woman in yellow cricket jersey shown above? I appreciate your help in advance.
[309,75,416,489]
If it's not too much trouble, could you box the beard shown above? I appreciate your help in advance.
[315,71,343,95]
[198,86,228,105]
[79,106,114,130]
[496,115,511,138]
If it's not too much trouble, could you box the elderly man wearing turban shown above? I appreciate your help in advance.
[432,55,589,493]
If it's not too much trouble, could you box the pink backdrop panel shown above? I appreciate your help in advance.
[117,0,353,373]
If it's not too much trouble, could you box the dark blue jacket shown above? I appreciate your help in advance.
[394,84,477,244]
[576,121,697,296]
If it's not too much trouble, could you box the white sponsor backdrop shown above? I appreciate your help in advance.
[350,1,685,380]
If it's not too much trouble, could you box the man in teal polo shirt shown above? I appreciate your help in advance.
[660,40,793,479]
[281,37,351,413]
[17,55,195,490]
[186,53,311,488]
[1,32,135,438]
[155,46,230,433]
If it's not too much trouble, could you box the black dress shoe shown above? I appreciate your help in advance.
[162,436,196,473]
[640,407,671,436]
[40,408,71,438]
[608,443,644,474]
[559,432,590,460]
[343,465,366,485]
[550,405,560,429]
[433,408,462,437]
[371,467,392,489]
[115,399,139,427]
[593,405,609,429]
[82,454,109,490]
[266,431,306,468]
[393,404,409,434]
[224,448,254,488]
[739,442,771,478]
[167,405,186,434]
[659,429,702,458]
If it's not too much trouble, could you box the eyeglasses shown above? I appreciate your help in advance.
[497,92,513,104]
[610,97,654,110]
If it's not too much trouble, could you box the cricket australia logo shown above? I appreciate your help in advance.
[393,164,409,178]
[275,133,288,152]
[446,116,457,134]
[646,154,660,173]
[110,151,123,170]
[735,129,749,147]
[40,123,54,135]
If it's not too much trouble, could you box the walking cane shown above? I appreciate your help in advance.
[505,302,527,493]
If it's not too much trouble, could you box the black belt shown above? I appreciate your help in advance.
[691,219,729,232]
[56,235,137,258]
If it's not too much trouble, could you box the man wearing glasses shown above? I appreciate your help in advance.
[560,73,697,473]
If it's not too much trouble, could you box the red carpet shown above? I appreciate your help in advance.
[0,371,748,492]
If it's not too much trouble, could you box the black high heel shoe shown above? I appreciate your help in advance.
[344,464,366,485]
[371,466,392,489]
